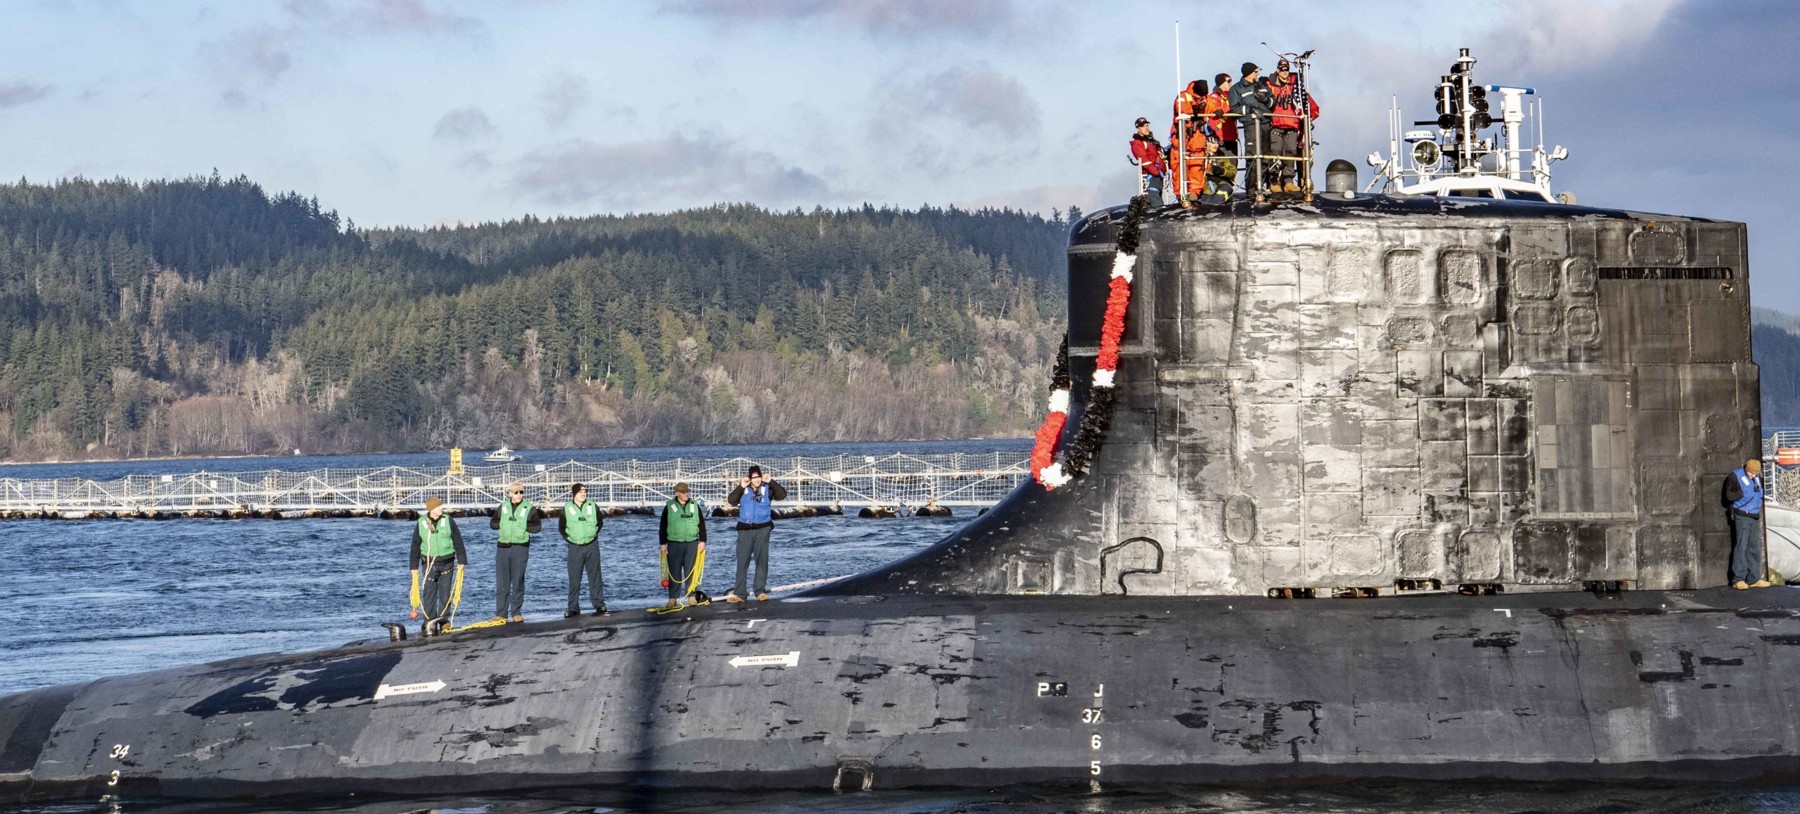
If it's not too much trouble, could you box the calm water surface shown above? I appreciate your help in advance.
[2,441,1796,812]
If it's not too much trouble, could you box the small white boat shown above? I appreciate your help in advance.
[483,446,520,463]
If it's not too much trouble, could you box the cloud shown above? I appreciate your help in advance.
[208,27,294,84]
[539,72,591,128]
[342,0,483,36]
[0,82,52,108]
[961,167,1137,217]
[510,136,835,209]
[890,63,1039,138]
[865,63,1039,181]
[284,0,484,37]
[433,107,499,143]
[658,0,1023,41]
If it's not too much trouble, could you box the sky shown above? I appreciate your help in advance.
[4,0,1799,309]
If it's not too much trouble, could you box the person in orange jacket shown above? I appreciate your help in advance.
[1129,117,1167,201]
[1202,73,1238,156]
[1265,58,1320,193]
[1167,120,1212,206]
[1170,78,1208,145]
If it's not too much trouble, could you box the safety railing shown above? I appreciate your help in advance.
[0,452,1030,519]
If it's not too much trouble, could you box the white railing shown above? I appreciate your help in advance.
[0,453,1029,519]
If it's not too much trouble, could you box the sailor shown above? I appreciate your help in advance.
[1167,120,1211,206]
[1129,117,1167,201]
[1723,459,1771,589]
[559,483,607,617]
[488,481,543,623]
[659,482,708,608]
[724,465,788,603]
[1202,135,1237,203]
[1264,58,1320,194]
[1169,77,1208,146]
[1203,72,1239,157]
[1228,62,1273,192]
[409,497,467,626]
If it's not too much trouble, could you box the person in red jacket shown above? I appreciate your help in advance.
[1129,117,1167,201]
[1265,59,1320,194]
[1203,73,1238,156]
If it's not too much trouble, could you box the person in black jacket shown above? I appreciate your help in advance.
[1228,62,1273,192]
[1722,459,1770,589]
[724,465,787,602]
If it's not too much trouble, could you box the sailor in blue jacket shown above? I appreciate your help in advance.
[725,465,788,602]
[1723,458,1770,589]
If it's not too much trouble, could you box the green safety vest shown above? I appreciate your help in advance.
[563,500,600,545]
[496,500,534,544]
[417,516,456,558]
[664,499,702,543]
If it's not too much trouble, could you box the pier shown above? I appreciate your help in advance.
[0,452,1027,520]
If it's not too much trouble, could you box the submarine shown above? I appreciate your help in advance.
[4,51,1799,804]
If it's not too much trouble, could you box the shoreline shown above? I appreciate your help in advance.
[0,437,1031,469]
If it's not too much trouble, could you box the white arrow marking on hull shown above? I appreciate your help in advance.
[729,650,800,668]
[374,680,446,700]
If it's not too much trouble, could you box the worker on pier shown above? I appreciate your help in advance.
[409,497,466,627]
[1723,459,1771,589]
[489,481,543,623]
[559,483,607,617]
[725,465,787,603]
[660,482,708,608]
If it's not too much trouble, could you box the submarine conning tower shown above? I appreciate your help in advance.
[826,196,1756,597]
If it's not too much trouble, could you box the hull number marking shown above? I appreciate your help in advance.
[730,651,800,668]
[374,680,447,700]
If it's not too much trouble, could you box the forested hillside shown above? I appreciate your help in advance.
[0,176,1070,461]
[1755,323,1800,427]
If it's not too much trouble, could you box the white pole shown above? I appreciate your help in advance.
[1175,21,1183,203]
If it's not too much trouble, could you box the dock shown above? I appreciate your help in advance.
[0,452,1027,520]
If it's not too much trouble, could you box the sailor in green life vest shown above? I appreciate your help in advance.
[659,482,709,609]
[408,497,467,626]
[487,481,544,624]
[559,483,608,617]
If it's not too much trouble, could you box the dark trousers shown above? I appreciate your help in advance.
[1244,121,1270,190]
[420,559,456,620]
[1730,513,1766,584]
[666,541,700,599]
[1141,172,1163,202]
[566,542,603,612]
[733,526,772,596]
[495,544,529,617]
[1269,128,1302,186]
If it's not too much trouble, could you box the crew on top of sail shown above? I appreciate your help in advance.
[1130,57,1320,206]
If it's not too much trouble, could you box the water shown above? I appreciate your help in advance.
[2,440,1796,813]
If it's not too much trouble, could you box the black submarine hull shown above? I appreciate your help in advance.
[5,584,1800,802]
[6,191,1794,803]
